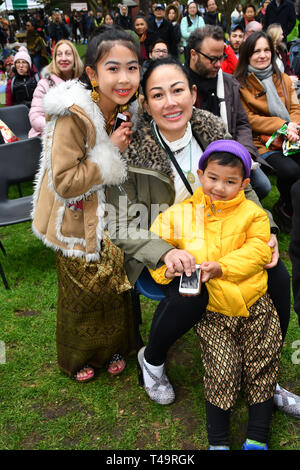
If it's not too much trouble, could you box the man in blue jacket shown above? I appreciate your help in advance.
[264,0,296,40]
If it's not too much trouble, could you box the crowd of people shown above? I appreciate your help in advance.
[1,0,300,451]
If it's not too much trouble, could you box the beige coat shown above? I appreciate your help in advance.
[32,80,136,262]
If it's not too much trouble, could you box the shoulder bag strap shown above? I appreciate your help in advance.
[153,123,194,195]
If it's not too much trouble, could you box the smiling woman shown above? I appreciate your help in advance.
[108,56,227,404]
[29,40,83,138]
[235,31,300,230]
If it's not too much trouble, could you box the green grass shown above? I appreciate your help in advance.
[0,178,299,451]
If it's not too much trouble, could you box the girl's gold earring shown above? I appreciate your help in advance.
[91,80,99,103]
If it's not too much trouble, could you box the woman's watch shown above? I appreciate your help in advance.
[271,226,279,236]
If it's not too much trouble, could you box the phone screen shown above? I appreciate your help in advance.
[113,113,127,132]
[180,268,201,289]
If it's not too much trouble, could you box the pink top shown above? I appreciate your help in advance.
[28,73,64,138]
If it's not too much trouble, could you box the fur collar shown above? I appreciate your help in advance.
[43,79,102,120]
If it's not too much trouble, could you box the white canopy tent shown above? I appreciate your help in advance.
[0,0,44,12]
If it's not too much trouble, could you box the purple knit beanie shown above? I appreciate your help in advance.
[198,139,251,178]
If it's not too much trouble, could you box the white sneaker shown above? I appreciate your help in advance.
[274,384,300,418]
[138,346,175,405]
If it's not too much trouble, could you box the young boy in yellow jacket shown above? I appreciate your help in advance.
[149,140,282,450]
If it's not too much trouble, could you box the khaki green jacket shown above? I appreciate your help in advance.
[108,109,277,285]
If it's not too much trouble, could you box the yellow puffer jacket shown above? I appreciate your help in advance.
[149,187,272,317]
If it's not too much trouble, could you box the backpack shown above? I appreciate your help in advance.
[288,39,300,76]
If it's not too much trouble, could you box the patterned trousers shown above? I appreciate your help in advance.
[195,294,282,410]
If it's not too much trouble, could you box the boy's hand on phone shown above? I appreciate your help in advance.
[200,261,222,282]
[110,121,133,152]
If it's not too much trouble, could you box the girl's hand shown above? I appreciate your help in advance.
[200,261,223,282]
[287,122,300,143]
[110,120,133,153]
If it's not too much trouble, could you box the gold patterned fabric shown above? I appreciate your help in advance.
[195,294,282,410]
[55,234,135,377]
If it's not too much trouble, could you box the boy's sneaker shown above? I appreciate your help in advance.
[242,439,268,450]
[208,445,230,450]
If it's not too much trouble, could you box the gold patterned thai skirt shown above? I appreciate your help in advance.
[55,235,135,377]
[195,293,282,411]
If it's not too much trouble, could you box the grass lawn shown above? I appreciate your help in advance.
[0,176,299,451]
[0,45,299,451]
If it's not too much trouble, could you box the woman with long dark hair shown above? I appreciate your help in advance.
[235,31,300,232]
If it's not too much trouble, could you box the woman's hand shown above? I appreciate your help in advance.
[264,233,279,269]
[110,120,133,153]
[161,248,196,278]
[200,261,223,282]
[287,122,300,143]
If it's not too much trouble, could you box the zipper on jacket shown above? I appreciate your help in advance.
[24,77,30,99]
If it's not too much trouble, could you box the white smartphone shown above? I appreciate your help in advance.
[112,112,127,132]
[179,264,201,296]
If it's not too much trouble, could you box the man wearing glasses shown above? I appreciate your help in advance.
[149,39,169,60]
[186,25,258,160]
[141,39,169,76]
[186,25,272,201]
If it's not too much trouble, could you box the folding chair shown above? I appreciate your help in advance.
[131,268,165,385]
[0,104,31,141]
[0,105,33,197]
[0,137,42,289]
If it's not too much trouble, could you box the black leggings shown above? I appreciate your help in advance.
[144,259,290,366]
[265,151,300,213]
[289,180,300,324]
[206,399,274,446]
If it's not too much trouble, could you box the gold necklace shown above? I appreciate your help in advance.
[105,104,129,135]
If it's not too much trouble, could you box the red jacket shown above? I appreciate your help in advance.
[221,45,238,75]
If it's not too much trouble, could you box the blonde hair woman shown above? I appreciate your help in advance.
[29,39,83,137]
[266,23,297,79]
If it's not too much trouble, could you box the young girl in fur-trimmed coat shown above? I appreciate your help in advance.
[32,26,140,382]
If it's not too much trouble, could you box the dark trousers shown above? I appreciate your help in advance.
[289,179,300,325]
[144,260,290,366]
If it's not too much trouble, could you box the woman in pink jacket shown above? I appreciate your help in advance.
[29,39,83,138]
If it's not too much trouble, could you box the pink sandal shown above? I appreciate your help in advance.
[107,354,126,375]
[74,366,95,383]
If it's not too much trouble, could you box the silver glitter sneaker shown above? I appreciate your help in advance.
[138,346,175,405]
[274,384,300,418]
